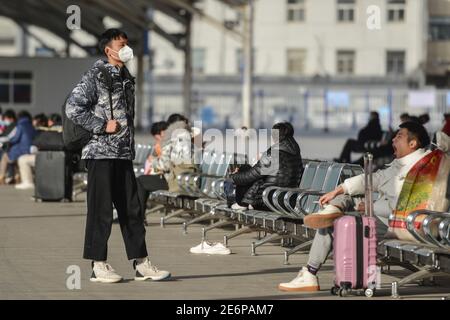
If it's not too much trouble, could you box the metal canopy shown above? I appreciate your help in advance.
[0,0,252,127]
[0,0,248,54]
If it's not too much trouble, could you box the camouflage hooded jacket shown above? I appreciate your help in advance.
[65,59,135,160]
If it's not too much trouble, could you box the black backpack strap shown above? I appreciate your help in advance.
[97,65,114,120]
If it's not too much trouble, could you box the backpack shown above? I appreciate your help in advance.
[62,65,114,152]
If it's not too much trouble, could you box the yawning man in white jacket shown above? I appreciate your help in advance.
[278,121,431,292]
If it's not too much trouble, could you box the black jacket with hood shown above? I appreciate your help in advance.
[231,136,303,208]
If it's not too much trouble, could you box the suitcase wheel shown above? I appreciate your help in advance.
[338,288,349,297]
[330,286,339,296]
[365,288,374,298]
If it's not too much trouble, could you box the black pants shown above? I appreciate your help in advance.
[136,174,169,217]
[83,159,148,261]
[338,139,365,163]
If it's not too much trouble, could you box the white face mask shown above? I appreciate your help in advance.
[110,45,134,63]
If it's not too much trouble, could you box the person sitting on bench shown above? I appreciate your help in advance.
[278,121,430,292]
[336,111,382,163]
[229,122,303,211]
[136,121,169,220]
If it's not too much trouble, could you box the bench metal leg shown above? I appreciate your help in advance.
[251,233,283,256]
[145,204,166,215]
[251,233,307,256]
[224,226,260,247]
[391,267,445,298]
[283,240,313,265]
[378,258,421,274]
[202,219,235,241]
[160,209,186,228]
[182,213,215,234]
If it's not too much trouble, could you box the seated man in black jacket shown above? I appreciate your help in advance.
[229,122,303,211]
[336,111,382,163]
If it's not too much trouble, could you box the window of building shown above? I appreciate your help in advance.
[337,0,355,22]
[387,0,406,22]
[429,17,450,41]
[337,50,355,75]
[386,51,406,75]
[0,71,32,104]
[287,0,305,22]
[192,48,206,74]
[287,49,307,75]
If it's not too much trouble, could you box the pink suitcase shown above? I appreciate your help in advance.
[331,153,378,297]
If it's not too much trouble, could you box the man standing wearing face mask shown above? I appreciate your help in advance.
[66,29,171,283]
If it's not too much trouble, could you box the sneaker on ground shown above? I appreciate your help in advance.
[90,261,123,283]
[278,266,320,292]
[203,242,231,255]
[190,241,231,255]
[190,240,216,254]
[134,257,171,281]
[303,204,344,229]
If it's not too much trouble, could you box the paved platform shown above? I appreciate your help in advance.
[0,186,449,300]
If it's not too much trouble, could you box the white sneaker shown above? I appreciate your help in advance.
[303,205,344,229]
[189,241,231,255]
[231,203,248,211]
[134,257,171,281]
[15,182,34,190]
[278,267,320,292]
[190,241,216,254]
[90,262,123,283]
[203,242,231,255]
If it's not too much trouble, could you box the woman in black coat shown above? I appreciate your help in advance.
[230,122,303,210]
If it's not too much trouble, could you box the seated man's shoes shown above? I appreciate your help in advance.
[278,267,320,292]
[304,204,344,229]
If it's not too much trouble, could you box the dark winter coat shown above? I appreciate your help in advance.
[231,136,303,208]
[357,119,383,144]
[65,59,136,160]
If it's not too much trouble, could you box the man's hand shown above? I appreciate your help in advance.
[318,185,345,207]
[105,120,121,134]
[319,190,338,207]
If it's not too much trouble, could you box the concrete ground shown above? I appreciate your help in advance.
[0,185,449,300]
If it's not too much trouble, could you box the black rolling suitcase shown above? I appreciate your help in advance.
[35,151,73,202]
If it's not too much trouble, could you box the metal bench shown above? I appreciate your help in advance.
[211,161,331,248]
[149,149,217,226]
[181,152,236,233]
[378,210,450,298]
[248,163,362,259]
[133,144,152,177]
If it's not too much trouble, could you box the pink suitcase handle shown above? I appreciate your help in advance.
[364,153,374,218]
